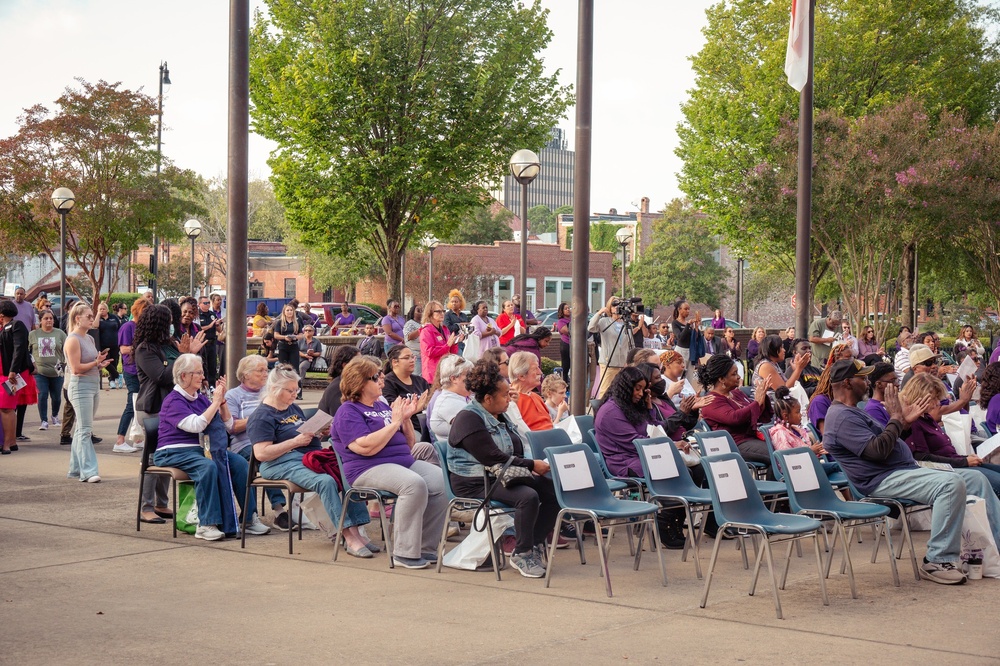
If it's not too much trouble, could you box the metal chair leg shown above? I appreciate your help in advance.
[748,532,768,596]
[699,528,727,609]
[545,510,568,589]
[881,517,901,586]
[779,538,795,590]
[649,515,668,587]
[837,521,858,599]
[592,515,613,597]
[171,479,178,539]
[762,539,784,620]
[812,533,830,607]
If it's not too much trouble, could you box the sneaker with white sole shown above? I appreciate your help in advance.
[113,443,138,453]
[509,550,546,578]
[39,421,48,431]
[244,513,271,536]
[52,417,60,426]
[195,525,225,541]
[272,511,291,532]
[920,559,967,585]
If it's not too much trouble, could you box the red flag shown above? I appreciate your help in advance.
[784,0,810,91]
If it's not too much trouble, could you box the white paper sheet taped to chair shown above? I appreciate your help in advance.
[784,451,820,492]
[552,450,595,491]
[701,434,730,457]
[643,442,680,480]
[709,458,748,502]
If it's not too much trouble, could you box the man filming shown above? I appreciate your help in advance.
[588,296,640,398]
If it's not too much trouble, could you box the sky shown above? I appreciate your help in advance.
[0,0,717,215]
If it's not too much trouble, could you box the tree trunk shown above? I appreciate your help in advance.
[385,247,402,303]
[900,242,915,330]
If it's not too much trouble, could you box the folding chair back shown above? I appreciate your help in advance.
[758,424,782,480]
[633,437,704,499]
[698,452,770,525]
[770,448,843,513]
[525,428,576,462]
[575,414,596,449]
[981,421,996,437]
[692,430,738,458]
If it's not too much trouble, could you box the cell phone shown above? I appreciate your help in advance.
[101,348,110,354]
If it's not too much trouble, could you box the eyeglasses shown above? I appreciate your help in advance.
[499,360,509,366]
[431,309,445,314]
[397,354,414,361]
[369,372,385,383]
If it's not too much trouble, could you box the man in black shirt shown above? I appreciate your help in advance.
[198,297,223,383]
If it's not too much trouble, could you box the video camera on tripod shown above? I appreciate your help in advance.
[612,296,644,317]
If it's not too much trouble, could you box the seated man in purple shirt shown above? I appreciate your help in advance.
[823,358,1000,585]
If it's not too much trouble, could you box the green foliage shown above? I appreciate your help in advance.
[0,79,203,302]
[540,356,559,375]
[249,0,573,301]
[677,0,1000,303]
[628,199,729,309]
[589,222,624,253]
[446,205,514,245]
[106,292,144,308]
[528,205,556,235]
[358,302,386,317]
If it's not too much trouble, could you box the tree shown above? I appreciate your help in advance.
[0,79,202,306]
[132,255,205,299]
[628,199,729,309]
[403,250,501,307]
[446,205,514,245]
[249,0,572,302]
[528,205,555,235]
[676,0,1000,308]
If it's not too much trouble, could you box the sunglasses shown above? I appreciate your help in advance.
[370,372,385,383]
[919,360,937,367]
[431,309,445,314]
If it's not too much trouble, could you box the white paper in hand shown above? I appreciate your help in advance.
[785,451,820,492]
[643,443,679,481]
[2,374,26,396]
[297,409,334,434]
[552,450,594,491]
[978,433,1000,465]
[957,354,978,382]
[710,458,748,503]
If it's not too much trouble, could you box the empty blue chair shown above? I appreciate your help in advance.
[772,448,899,597]
[331,449,398,568]
[699,453,829,620]
[526,428,633,495]
[544,443,667,597]
[692,431,784,496]
[634,437,715,578]
[693,419,711,433]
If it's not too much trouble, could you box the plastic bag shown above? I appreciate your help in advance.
[555,414,583,444]
[175,483,199,535]
[462,332,481,362]
[942,412,972,456]
[962,496,1000,578]
[442,509,515,570]
[125,395,144,446]
[646,424,700,467]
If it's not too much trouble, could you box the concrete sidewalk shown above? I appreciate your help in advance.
[1,388,999,664]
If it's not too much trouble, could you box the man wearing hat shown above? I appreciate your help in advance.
[824,358,1000,585]
[808,310,842,368]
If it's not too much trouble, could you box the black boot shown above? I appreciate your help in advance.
[658,510,687,550]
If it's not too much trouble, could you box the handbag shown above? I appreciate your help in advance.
[486,457,533,488]
[125,395,145,445]
[462,331,481,361]
[942,412,973,456]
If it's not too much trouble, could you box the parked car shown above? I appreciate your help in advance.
[701,317,743,329]
[319,303,383,331]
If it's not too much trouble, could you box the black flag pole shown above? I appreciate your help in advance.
[794,0,815,338]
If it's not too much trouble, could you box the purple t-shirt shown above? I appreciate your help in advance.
[381,314,405,348]
[118,320,137,375]
[987,394,1000,432]
[864,398,890,428]
[808,394,832,428]
[334,313,355,327]
[14,300,34,331]
[556,316,571,345]
[333,399,415,484]
[470,315,499,351]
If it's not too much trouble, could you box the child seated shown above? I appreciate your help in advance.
[770,386,840,477]
[541,374,570,423]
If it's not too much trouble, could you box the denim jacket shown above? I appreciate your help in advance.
[447,399,518,478]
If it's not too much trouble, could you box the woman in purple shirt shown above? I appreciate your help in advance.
[332,356,448,569]
[469,300,499,354]
[555,302,571,383]
[710,308,726,330]
[115,298,149,450]
[979,362,1000,432]
[381,299,406,353]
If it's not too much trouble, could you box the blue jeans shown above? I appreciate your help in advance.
[153,446,257,527]
[971,463,1000,500]
[872,467,1000,563]
[261,451,369,530]
[116,372,141,437]
[67,375,100,481]
[35,374,63,423]
[234,446,286,510]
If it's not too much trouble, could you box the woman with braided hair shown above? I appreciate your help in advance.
[697,353,773,470]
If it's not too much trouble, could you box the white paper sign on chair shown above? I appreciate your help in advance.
[709,459,748,502]
[784,451,820,492]
[552,450,595,491]
[702,435,729,456]
[643,443,680,480]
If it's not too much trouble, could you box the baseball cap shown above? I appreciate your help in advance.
[830,358,874,383]
[908,344,941,366]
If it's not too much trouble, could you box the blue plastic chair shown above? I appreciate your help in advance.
[692,431,784,496]
[543,443,668,597]
[698,453,829,620]
[759,424,849,488]
[772,449,899,597]
[844,478,924,582]
[331,449,398,568]
[981,421,996,437]
[693,419,711,433]
[430,439,513,580]
[633,437,715,579]
[526,428,633,495]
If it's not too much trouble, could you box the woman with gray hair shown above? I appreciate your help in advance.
[154,353,268,541]
[509,351,553,431]
[428,354,473,441]
[249,364,375,556]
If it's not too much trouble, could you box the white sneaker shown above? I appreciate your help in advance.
[52,417,61,426]
[113,443,138,453]
[83,475,102,483]
[39,421,48,431]
[245,513,271,536]
[195,525,225,541]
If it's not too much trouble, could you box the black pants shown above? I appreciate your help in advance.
[560,340,571,384]
[202,340,219,384]
[277,344,298,367]
[629,464,718,541]
[737,438,775,479]
[452,473,560,555]
[106,350,120,382]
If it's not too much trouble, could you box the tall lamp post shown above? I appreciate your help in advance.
[615,227,632,298]
[183,218,202,296]
[427,238,439,302]
[51,188,75,323]
[150,60,171,302]
[510,149,540,312]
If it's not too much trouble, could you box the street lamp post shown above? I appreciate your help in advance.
[183,218,202,296]
[427,238,439,303]
[150,60,171,303]
[510,149,540,313]
[615,227,632,298]
[51,188,75,323]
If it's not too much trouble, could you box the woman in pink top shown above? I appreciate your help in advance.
[419,300,459,383]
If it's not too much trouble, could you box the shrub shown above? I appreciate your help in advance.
[541,356,560,376]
